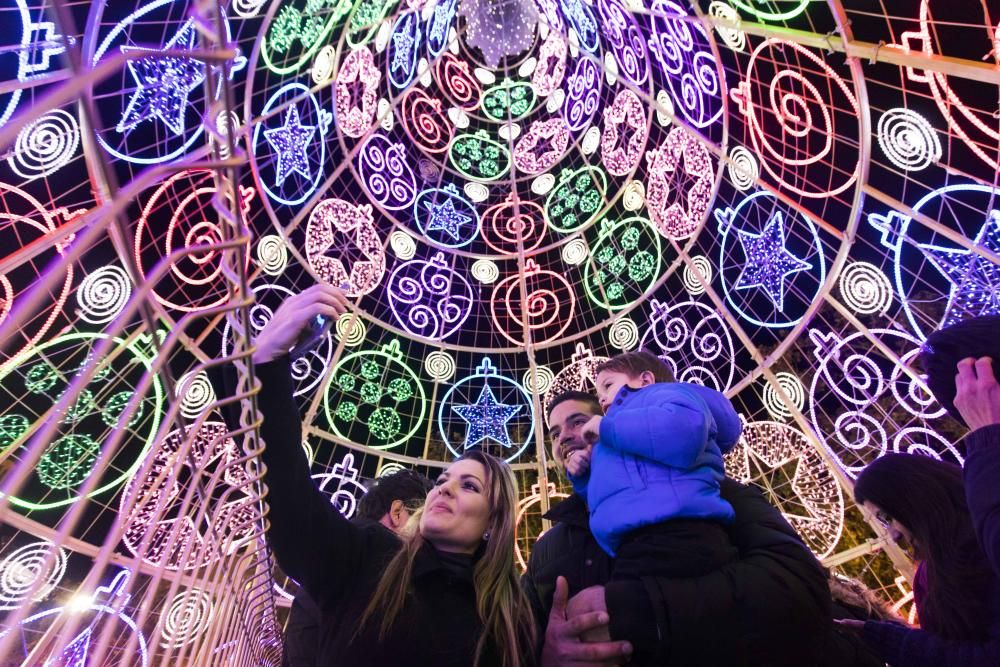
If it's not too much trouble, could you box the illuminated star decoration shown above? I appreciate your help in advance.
[390,25,415,73]
[919,209,1000,327]
[263,105,317,187]
[118,22,206,136]
[743,448,816,523]
[424,197,472,240]
[452,385,522,448]
[734,211,811,311]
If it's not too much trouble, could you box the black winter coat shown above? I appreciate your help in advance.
[523,486,834,666]
[240,358,503,667]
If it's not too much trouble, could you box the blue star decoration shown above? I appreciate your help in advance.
[424,197,472,240]
[263,105,317,187]
[452,385,522,449]
[919,209,1000,327]
[117,22,206,136]
[733,211,811,311]
[390,23,415,73]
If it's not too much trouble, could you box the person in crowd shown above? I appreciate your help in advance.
[227,285,537,667]
[821,572,899,667]
[530,371,833,665]
[559,351,742,641]
[282,468,433,666]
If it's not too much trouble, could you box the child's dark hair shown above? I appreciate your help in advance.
[919,314,1000,425]
[545,390,603,420]
[594,350,674,383]
[357,469,434,521]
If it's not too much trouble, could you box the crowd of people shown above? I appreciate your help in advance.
[213,285,1000,666]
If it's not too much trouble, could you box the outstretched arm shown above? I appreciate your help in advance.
[861,620,1000,667]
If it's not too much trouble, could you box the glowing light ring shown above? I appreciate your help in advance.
[260,0,351,74]
[414,185,481,247]
[894,427,964,465]
[471,259,500,283]
[731,39,860,199]
[890,348,946,420]
[335,46,381,139]
[715,191,827,328]
[389,230,417,259]
[120,421,256,570]
[325,341,428,450]
[8,109,80,179]
[838,261,892,315]
[313,453,368,518]
[378,462,409,477]
[482,194,547,254]
[523,366,555,395]
[160,589,213,648]
[335,313,367,347]
[647,0,723,129]
[449,131,512,181]
[426,0,458,58]
[256,235,289,276]
[311,45,336,84]
[438,358,536,462]
[608,317,639,350]
[584,216,662,311]
[234,0,268,17]
[425,350,456,381]
[876,108,942,172]
[400,88,454,153]
[601,89,647,176]
[305,198,386,296]
[357,132,419,210]
[561,238,588,265]
[542,344,608,424]
[596,0,648,86]
[177,370,216,420]
[562,57,601,133]
[347,0,398,47]
[0,542,67,610]
[532,31,568,97]
[545,166,607,233]
[640,299,735,391]
[728,0,809,21]
[515,483,570,570]
[76,265,131,324]
[725,421,844,559]
[134,170,253,312]
[622,180,645,211]
[708,2,745,51]
[490,259,576,345]
[514,117,571,174]
[727,145,757,191]
[435,53,482,110]
[762,372,805,421]
[644,126,714,240]
[0,332,164,510]
[559,0,599,52]
[681,255,712,295]
[388,11,422,89]
[387,252,474,340]
[482,80,537,121]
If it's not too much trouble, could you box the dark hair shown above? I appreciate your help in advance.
[854,454,994,640]
[919,315,1000,425]
[357,469,433,521]
[545,390,602,420]
[594,350,675,383]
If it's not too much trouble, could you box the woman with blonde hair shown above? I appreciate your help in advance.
[227,285,537,666]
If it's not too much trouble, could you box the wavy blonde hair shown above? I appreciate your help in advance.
[357,449,537,667]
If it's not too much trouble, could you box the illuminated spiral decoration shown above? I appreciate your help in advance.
[608,317,640,350]
[682,255,712,295]
[523,365,555,395]
[727,146,758,191]
[561,239,589,266]
[335,313,367,347]
[876,108,942,172]
[160,588,214,649]
[425,350,456,381]
[177,370,216,420]
[390,230,417,259]
[708,2,745,51]
[838,261,892,315]
[532,173,555,195]
[76,265,131,324]
[622,180,645,211]
[212,111,240,159]
[465,182,490,202]
[8,109,80,179]
[0,542,68,610]
[471,259,500,284]
[762,372,806,421]
[377,462,409,477]
[232,0,267,16]
[312,45,337,84]
[256,235,288,276]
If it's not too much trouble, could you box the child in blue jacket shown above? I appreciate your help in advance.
[563,350,742,633]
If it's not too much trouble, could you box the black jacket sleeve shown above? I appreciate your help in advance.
[604,479,830,666]
[964,424,1000,577]
[863,619,1000,666]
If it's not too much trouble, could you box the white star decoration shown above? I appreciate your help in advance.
[453,385,522,448]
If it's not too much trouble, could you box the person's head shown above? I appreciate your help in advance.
[357,469,433,533]
[919,314,1000,425]
[593,350,674,410]
[854,453,993,639]
[546,390,603,465]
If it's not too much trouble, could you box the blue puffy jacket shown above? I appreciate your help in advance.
[568,382,741,557]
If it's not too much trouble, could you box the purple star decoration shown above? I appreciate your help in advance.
[453,385,522,448]
[734,211,811,311]
[264,105,317,187]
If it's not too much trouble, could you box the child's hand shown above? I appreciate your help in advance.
[565,446,592,478]
[581,415,602,445]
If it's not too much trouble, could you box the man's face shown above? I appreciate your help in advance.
[595,369,647,410]
[548,399,602,464]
